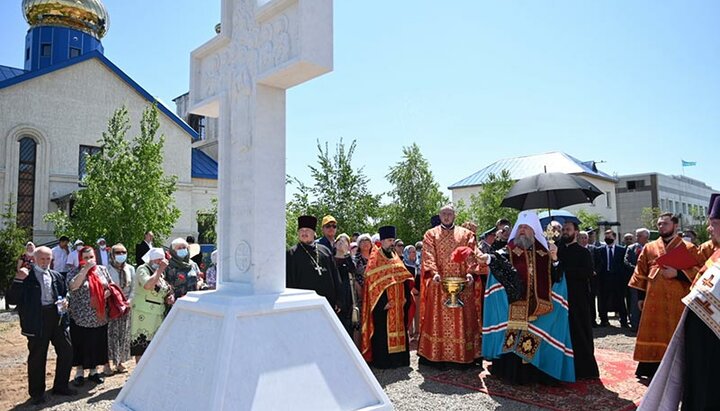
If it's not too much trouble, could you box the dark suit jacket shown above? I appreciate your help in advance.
[624,243,644,271]
[135,241,151,266]
[594,243,628,279]
[6,266,69,337]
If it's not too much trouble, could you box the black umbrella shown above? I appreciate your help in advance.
[500,172,603,211]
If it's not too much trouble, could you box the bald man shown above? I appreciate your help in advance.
[7,246,76,404]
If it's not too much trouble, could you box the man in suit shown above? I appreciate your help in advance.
[6,246,76,404]
[624,228,650,330]
[135,230,154,266]
[594,229,629,327]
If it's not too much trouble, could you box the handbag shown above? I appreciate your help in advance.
[107,283,130,319]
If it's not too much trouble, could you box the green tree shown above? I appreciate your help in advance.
[197,197,218,245]
[287,139,381,242]
[383,143,448,243]
[640,207,663,230]
[45,105,180,262]
[0,198,30,297]
[575,209,603,231]
[463,170,519,231]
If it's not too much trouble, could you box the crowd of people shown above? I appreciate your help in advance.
[286,198,720,409]
[7,233,217,405]
[8,194,720,409]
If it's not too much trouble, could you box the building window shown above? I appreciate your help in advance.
[16,137,37,232]
[683,203,688,214]
[661,199,666,211]
[188,114,206,140]
[69,47,81,58]
[78,145,102,184]
[605,191,612,208]
[41,44,51,57]
[675,201,680,214]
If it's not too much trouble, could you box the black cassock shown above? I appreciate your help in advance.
[286,242,342,309]
[682,310,720,410]
[558,242,599,379]
[370,279,413,369]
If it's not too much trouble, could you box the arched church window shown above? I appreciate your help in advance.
[17,137,37,233]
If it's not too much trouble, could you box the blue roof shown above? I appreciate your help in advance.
[192,148,218,179]
[449,151,617,189]
[0,51,198,141]
[0,65,26,81]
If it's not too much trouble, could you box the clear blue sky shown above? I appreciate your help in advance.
[2,1,718,198]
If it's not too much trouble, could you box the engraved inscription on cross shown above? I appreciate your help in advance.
[188,0,332,294]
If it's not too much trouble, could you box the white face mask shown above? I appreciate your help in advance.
[76,245,83,251]
[682,237,693,243]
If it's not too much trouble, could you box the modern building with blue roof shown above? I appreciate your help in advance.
[449,151,620,226]
[1,0,217,244]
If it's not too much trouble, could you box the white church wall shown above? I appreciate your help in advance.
[0,58,216,245]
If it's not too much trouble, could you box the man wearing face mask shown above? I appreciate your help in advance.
[594,229,629,328]
[65,239,85,271]
[7,246,77,404]
[628,213,701,380]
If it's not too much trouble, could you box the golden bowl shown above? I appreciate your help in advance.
[442,277,466,308]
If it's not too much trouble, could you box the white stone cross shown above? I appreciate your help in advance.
[189,0,332,294]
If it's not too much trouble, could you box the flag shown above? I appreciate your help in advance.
[682,160,697,167]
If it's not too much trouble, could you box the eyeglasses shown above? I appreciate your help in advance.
[325,224,337,229]
[396,244,404,248]
[115,251,127,255]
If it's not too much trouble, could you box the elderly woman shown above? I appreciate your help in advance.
[105,244,134,374]
[66,246,112,386]
[165,237,201,299]
[130,248,174,361]
[17,241,35,274]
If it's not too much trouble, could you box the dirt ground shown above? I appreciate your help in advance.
[0,311,134,411]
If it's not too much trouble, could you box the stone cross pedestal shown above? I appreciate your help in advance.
[112,1,392,410]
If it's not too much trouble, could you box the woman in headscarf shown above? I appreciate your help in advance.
[66,246,112,386]
[16,241,35,274]
[165,237,201,299]
[130,247,174,361]
[105,243,135,374]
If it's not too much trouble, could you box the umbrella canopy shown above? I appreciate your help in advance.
[501,172,603,211]
[537,209,581,229]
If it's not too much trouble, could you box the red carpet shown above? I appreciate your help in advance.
[425,349,647,411]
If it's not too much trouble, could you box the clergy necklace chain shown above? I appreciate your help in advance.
[300,243,323,275]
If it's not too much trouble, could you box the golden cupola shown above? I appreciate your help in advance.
[23,0,109,39]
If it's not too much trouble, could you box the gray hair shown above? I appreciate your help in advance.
[33,246,52,257]
[171,237,189,250]
[578,231,589,239]
[635,228,650,237]
[440,203,455,213]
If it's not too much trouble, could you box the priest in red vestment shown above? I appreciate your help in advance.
[360,226,415,368]
[418,204,485,367]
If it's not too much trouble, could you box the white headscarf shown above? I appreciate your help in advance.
[508,210,548,251]
[142,247,166,264]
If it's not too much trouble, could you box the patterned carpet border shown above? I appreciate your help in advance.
[424,349,646,411]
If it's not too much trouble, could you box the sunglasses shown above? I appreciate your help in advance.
[324,224,337,228]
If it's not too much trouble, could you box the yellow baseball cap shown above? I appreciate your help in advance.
[322,215,337,227]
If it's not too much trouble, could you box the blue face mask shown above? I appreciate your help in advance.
[150,263,159,270]
[176,249,189,258]
[115,254,127,264]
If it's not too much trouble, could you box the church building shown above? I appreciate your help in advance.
[0,0,218,244]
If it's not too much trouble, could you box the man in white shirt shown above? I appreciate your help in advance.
[50,236,70,277]
[65,239,84,271]
[95,238,110,266]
